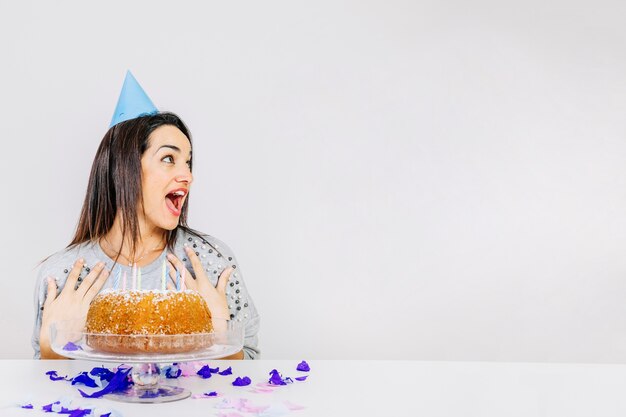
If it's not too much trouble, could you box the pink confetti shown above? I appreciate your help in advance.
[284,400,306,411]
[215,398,270,414]
[178,361,205,377]
[251,387,275,393]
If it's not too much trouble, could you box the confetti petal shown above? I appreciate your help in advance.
[68,408,92,417]
[71,372,98,388]
[268,369,287,386]
[284,400,306,410]
[63,342,83,351]
[296,360,310,372]
[46,370,68,381]
[90,367,115,382]
[191,391,222,399]
[257,403,290,417]
[179,361,205,377]
[295,376,308,381]
[20,404,33,409]
[196,365,213,379]
[232,376,252,386]
[78,367,132,398]
[218,367,233,376]
[163,365,182,379]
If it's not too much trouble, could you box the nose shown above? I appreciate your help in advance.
[175,169,193,186]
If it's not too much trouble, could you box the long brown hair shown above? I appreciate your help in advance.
[68,112,198,257]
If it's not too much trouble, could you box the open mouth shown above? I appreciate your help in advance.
[165,189,186,216]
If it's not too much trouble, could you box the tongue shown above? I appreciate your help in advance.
[166,196,181,215]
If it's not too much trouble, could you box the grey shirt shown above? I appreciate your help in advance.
[32,229,260,359]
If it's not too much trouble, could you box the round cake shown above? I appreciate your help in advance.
[85,289,213,354]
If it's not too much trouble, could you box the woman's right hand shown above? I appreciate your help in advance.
[39,259,110,359]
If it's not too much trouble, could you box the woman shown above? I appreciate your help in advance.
[32,74,260,359]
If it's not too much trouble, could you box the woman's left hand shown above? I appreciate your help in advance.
[166,247,231,320]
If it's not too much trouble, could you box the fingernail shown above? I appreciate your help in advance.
[47,277,53,284]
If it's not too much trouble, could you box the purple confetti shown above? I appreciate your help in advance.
[45,370,68,381]
[71,372,98,388]
[21,404,33,409]
[209,366,220,374]
[89,367,115,382]
[63,342,83,351]
[295,376,308,381]
[296,360,310,372]
[197,365,213,379]
[78,366,132,398]
[42,401,61,412]
[232,376,252,386]
[218,366,233,376]
[68,409,92,417]
[164,365,182,379]
[206,391,218,396]
[268,369,287,386]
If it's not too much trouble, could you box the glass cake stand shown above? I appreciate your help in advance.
[50,319,244,403]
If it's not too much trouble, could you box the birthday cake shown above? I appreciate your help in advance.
[85,289,213,354]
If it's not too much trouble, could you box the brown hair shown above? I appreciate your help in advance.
[68,112,199,258]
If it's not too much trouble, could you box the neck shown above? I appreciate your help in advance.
[102,213,166,262]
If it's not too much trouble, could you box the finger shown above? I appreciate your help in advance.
[76,262,105,296]
[167,253,194,280]
[184,246,204,279]
[43,277,58,309]
[83,267,110,301]
[60,259,84,297]
[166,253,185,274]
[216,267,233,293]
[167,261,177,285]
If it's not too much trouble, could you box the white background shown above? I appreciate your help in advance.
[1,0,625,362]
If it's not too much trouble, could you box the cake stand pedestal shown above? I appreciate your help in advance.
[49,319,243,403]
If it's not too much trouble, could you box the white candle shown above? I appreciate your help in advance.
[161,260,166,291]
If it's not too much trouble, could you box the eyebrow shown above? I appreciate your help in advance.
[154,144,192,158]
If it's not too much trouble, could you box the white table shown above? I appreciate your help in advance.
[0,360,625,416]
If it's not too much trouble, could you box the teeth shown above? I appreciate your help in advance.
[171,190,186,196]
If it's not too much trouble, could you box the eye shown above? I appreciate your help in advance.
[186,160,192,168]
[161,155,174,164]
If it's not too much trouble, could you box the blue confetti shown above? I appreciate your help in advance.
[45,371,68,381]
[296,360,310,372]
[218,366,232,376]
[232,376,252,386]
[63,342,83,351]
[78,367,133,398]
[197,365,213,379]
[71,372,98,388]
[89,367,115,382]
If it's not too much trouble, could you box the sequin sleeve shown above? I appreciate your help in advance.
[180,232,261,359]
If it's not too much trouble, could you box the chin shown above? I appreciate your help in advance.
[162,221,180,231]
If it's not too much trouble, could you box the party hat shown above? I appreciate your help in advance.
[109,70,158,127]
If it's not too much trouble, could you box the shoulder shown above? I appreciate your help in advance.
[175,228,237,256]
[36,241,98,278]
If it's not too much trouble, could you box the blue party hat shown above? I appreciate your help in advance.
[109,70,158,127]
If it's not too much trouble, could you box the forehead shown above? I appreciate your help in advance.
[147,125,191,154]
